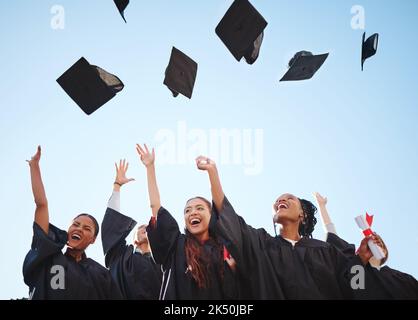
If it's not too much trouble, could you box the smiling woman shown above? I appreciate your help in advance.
[272,193,317,239]
[22,146,122,299]
[205,164,384,299]
[136,143,241,300]
[66,214,99,261]
[183,196,223,289]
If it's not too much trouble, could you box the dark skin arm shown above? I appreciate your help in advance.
[357,232,387,265]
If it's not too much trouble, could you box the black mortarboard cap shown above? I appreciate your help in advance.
[215,0,267,64]
[56,57,124,115]
[163,47,198,99]
[280,51,329,81]
[114,0,129,23]
[361,32,379,71]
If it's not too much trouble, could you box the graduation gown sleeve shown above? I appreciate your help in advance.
[326,232,356,257]
[212,196,260,273]
[22,222,67,288]
[377,266,418,299]
[327,240,365,299]
[101,207,137,268]
[101,207,162,300]
[146,207,181,270]
[327,232,418,299]
[23,221,123,299]
[213,196,285,299]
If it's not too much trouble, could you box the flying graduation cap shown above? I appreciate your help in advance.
[56,57,124,115]
[163,47,198,99]
[361,32,379,71]
[280,51,329,81]
[114,0,129,23]
[216,0,267,64]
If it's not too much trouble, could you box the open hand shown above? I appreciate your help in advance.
[115,159,135,186]
[313,192,327,206]
[136,144,155,167]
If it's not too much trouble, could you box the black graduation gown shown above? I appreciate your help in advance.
[101,208,162,300]
[326,232,418,299]
[214,196,362,300]
[22,222,122,300]
[146,206,239,300]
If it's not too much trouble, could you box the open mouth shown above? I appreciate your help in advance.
[190,218,201,226]
[276,203,289,212]
[71,233,82,241]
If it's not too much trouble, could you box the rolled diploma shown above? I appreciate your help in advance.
[355,215,386,261]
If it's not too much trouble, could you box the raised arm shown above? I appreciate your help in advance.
[313,192,337,234]
[136,144,160,217]
[114,159,135,192]
[27,146,49,235]
[196,156,224,213]
[108,159,135,211]
[101,159,136,260]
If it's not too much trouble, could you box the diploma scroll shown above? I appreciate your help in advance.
[355,213,385,261]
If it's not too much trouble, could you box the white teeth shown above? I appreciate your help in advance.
[278,203,288,209]
[190,218,201,225]
[72,234,81,240]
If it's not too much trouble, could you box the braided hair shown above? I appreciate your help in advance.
[298,199,317,238]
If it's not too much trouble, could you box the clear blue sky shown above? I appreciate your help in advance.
[1,0,417,299]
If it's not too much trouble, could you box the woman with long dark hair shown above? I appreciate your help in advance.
[136,144,239,300]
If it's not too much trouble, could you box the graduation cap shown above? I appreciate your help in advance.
[362,32,379,71]
[215,0,268,64]
[163,47,198,99]
[280,51,329,81]
[56,57,124,115]
[114,0,129,23]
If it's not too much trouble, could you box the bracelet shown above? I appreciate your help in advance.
[114,181,123,187]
